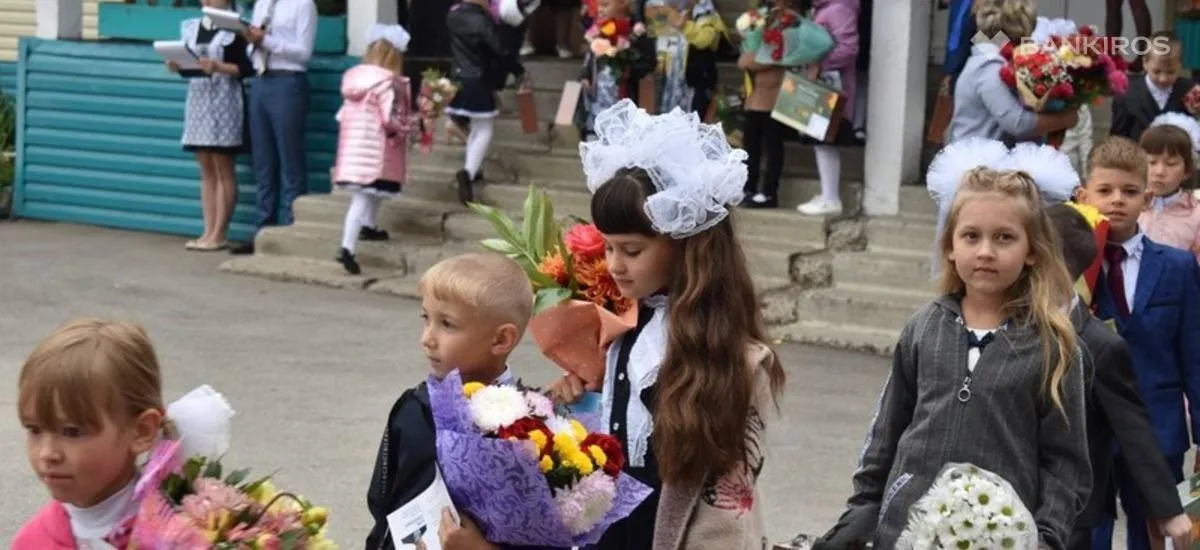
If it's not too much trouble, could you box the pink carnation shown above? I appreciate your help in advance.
[1108,70,1129,95]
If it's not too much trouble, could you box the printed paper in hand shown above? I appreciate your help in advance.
[201,7,250,32]
[153,41,201,71]
[386,469,460,550]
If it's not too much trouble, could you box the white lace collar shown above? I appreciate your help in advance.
[62,476,139,547]
[601,295,669,468]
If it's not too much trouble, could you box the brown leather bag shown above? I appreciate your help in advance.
[517,74,539,134]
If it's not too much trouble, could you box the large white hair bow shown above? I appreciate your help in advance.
[1031,17,1078,45]
[166,384,235,461]
[496,0,540,26]
[1150,112,1200,157]
[367,23,411,52]
[579,99,748,239]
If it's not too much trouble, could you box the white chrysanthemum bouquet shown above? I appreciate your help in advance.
[895,463,1038,550]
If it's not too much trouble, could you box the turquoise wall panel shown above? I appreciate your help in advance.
[14,37,356,242]
[98,3,347,55]
[0,63,15,98]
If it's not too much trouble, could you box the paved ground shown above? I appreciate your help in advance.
[0,220,1127,548]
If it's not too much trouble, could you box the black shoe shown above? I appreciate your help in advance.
[744,195,778,209]
[229,242,255,255]
[359,226,390,241]
[473,170,484,183]
[337,247,361,275]
[456,169,474,205]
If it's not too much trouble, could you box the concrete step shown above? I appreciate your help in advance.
[865,213,937,255]
[792,284,929,334]
[290,193,461,239]
[771,319,901,357]
[520,58,748,95]
[833,249,934,293]
[899,185,936,218]
[219,254,424,299]
[255,220,475,274]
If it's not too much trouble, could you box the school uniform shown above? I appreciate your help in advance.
[1110,75,1196,143]
[1091,233,1200,550]
[1066,300,1183,550]
[816,295,1091,550]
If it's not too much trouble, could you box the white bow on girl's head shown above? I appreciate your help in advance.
[166,384,235,461]
[367,23,411,52]
[1150,112,1200,158]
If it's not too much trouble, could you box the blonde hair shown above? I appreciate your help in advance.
[974,0,1036,41]
[18,318,165,432]
[362,39,404,75]
[938,168,1077,414]
[418,253,535,330]
[1087,136,1148,184]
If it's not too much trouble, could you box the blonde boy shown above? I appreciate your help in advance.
[1076,136,1200,550]
[365,253,534,550]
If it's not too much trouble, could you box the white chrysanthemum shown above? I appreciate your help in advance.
[553,471,617,535]
[467,385,531,433]
[895,464,1037,550]
[544,415,577,438]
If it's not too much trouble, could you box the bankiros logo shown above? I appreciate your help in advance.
[971,30,1171,59]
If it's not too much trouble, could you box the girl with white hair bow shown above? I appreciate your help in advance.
[927,137,1081,277]
[330,24,419,275]
[1138,113,1200,261]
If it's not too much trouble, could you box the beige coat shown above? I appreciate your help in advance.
[651,341,777,550]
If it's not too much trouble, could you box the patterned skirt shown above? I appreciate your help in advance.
[182,75,245,151]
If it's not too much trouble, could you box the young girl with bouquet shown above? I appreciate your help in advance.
[577,0,657,138]
[551,99,786,549]
[12,319,235,549]
[813,139,1091,550]
[331,24,417,275]
[447,0,508,204]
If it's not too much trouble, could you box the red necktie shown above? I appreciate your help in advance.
[1104,244,1130,318]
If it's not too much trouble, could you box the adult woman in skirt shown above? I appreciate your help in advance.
[446,0,506,204]
[167,0,253,251]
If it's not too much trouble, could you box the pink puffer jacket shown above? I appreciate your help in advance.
[332,64,417,186]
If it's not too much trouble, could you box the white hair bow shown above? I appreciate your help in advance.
[367,23,411,52]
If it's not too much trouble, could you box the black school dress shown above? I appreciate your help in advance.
[588,303,660,550]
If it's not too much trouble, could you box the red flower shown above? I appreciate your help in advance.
[999,66,1016,87]
[1000,42,1014,60]
[498,417,554,457]
[581,433,625,476]
[564,223,606,261]
[1078,25,1095,37]
[1053,82,1074,98]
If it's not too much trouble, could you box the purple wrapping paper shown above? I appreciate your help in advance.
[428,372,654,547]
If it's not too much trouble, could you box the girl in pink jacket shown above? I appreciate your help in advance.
[332,24,418,275]
[1139,113,1200,262]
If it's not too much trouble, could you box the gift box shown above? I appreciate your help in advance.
[771,70,844,142]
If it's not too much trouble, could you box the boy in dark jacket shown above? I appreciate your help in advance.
[1047,203,1192,550]
[365,252,534,550]
[1111,31,1195,143]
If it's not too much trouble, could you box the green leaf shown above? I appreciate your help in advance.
[468,201,526,254]
[534,287,575,314]
[527,268,559,289]
[479,238,518,255]
[280,530,306,550]
[183,457,204,481]
[558,228,577,292]
[521,185,541,257]
[541,194,561,257]
[203,459,223,480]
[225,468,251,487]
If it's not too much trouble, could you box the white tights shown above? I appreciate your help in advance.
[341,191,382,253]
[463,117,495,179]
[814,145,842,202]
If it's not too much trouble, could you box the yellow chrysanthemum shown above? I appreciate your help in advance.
[1066,201,1106,229]
[570,451,595,475]
[587,445,607,467]
[539,455,554,473]
[463,382,485,398]
[303,506,329,528]
[248,480,278,505]
[554,432,580,454]
[569,419,588,441]
[529,430,548,451]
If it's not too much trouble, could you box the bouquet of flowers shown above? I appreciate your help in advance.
[417,68,458,154]
[999,25,1129,146]
[1184,84,1200,116]
[584,17,647,72]
[1065,201,1110,312]
[895,463,1037,550]
[469,186,637,389]
[736,7,833,67]
[427,371,652,545]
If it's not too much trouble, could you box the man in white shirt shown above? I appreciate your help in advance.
[232,0,318,255]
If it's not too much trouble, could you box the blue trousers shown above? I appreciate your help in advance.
[1090,453,1185,550]
[249,73,309,229]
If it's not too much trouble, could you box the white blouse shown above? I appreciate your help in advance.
[600,294,669,468]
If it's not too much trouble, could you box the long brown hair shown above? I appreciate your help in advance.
[937,168,1077,413]
[591,168,786,486]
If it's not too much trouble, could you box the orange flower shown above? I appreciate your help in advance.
[538,251,570,287]
[576,257,633,314]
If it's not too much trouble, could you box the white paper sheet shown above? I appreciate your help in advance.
[152,41,201,71]
[201,7,250,33]
[386,469,459,550]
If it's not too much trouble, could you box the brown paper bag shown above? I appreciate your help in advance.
[927,92,954,144]
[517,78,539,134]
[638,75,657,114]
[555,80,582,126]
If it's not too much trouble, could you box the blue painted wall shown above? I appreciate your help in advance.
[0,62,15,98]
[14,38,354,242]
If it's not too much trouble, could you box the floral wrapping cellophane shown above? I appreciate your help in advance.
[427,372,653,547]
